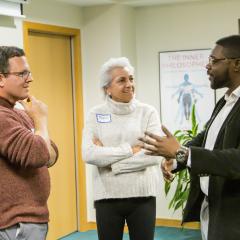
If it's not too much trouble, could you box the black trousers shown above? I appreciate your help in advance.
[95,197,156,240]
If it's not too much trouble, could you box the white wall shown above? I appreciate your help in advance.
[119,4,137,70]
[24,0,83,28]
[0,16,23,47]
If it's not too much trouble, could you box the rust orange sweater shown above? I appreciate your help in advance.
[0,97,58,229]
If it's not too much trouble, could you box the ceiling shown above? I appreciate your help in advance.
[51,0,210,7]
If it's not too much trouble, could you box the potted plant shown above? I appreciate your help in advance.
[164,104,199,214]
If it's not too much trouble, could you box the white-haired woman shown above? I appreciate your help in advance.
[82,57,162,240]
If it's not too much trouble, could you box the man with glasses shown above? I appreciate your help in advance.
[0,46,58,240]
[139,35,240,240]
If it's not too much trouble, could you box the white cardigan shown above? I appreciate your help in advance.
[82,96,163,200]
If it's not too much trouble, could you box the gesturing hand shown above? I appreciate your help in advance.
[161,158,174,182]
[138,126,180,158]
[19,95,48,122]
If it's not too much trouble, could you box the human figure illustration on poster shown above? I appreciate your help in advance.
[159,49,215,133]
[171,73,205,127]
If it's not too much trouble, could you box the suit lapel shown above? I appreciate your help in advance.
[214,97,240,146]
[202,97,226,146]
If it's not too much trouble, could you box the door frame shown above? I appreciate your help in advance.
[23,21,91,231]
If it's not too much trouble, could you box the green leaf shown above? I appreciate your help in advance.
[182,188,190,201]
[192,124,199,137]
[164,181,171,195]
[174,199,184,211]
[191,104,196,128]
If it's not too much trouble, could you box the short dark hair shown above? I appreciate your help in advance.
[216,35,240,58]
[0,46,25,74]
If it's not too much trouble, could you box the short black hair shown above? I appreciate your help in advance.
[0,46,25,74]
[216,35,240,58]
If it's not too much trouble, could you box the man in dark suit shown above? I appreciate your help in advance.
[139,35,240,240]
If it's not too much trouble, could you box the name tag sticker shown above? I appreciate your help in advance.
[96,114,111,123]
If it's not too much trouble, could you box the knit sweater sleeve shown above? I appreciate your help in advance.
[111,107,163,174]
[111,150,162,174]
[0,109,50,168]
[82,111,133,167]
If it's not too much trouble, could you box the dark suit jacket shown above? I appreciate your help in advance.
[182,96,240,240]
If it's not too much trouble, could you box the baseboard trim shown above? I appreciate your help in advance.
[155,218,200,229]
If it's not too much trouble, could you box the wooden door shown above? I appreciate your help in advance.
[27,31,77,240]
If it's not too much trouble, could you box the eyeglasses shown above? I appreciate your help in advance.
[1,70,32,79]
[208,56,240,65]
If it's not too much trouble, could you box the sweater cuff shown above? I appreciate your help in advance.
[111,162,146,175]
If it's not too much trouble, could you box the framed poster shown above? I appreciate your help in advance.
[159,49,215,133]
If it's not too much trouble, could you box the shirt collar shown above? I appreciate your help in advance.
[224,85,240,103]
